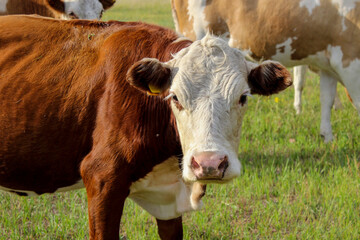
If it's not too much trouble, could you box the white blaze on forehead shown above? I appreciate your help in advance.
[299,0,321,14]
[129,157,202,220]
[0,0,7,13]
[169,35,246,182]
[187,0,208,39]
[64,0,103,19]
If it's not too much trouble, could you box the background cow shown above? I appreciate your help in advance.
[0,0,115,19]
[293,65,344,115]
[0,15,291,239]
[171,0,360,142]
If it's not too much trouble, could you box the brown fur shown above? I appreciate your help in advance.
[100,0,116,10]
[46,0,65,14]
[1,0,59,18]
[0,0,115,19]
[248,61,292,96]
[0,15,189,239]
[126,58,172,95]
[156,217,183,240]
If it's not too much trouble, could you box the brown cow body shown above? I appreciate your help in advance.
[0,16,191,239]
[0,15,291,239]
[0,0,115,19]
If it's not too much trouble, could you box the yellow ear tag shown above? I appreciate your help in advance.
[148,84,161,96]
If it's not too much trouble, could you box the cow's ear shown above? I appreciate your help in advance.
[127,58,172,96]
[101,0,116,10]
[247,61,292,96]
[46,0,65,13]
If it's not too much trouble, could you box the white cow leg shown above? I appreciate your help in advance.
[293,65,307,114]
[320,71,337,143]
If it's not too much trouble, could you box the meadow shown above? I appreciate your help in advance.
[0,0,359,239]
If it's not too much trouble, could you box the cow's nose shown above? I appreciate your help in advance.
[191,152,229,180]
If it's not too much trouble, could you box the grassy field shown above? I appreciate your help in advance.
[1,0,360,239]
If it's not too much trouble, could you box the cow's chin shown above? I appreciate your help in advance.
[195,178,234,185]
[182,171,239,184]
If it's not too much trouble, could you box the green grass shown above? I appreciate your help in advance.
[102,0,174,29]
[1,0,360,239]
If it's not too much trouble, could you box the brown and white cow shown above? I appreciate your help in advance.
[172,0,360,142]
[0,0,115,19]
[0,15,291,239]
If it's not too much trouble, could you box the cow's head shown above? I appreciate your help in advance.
[127,35,291,183]
[46,0,114,20]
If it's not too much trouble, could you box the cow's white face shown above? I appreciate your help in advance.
[168,37,251,182]
[127,35,292,183]
[63,0,103,19]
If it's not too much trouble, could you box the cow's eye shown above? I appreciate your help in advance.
[239,94,248,106]
[172,95,183,111]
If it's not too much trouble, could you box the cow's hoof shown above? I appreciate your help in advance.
[320,132,333,143]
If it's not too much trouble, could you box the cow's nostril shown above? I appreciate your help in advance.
[218,155,229,172]
[191,157,200,169]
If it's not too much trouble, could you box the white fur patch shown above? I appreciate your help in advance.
[187,0,208,39]
[271,38,296,64]
[331,0,358,16]
[331,0,358,30]
[327,45,360,111]
[270,38,331,69]
[228,36,238,48]
[171,3,181,34]
[0,0,7,13]
[299,0,321,14]
[128,157,202,220]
